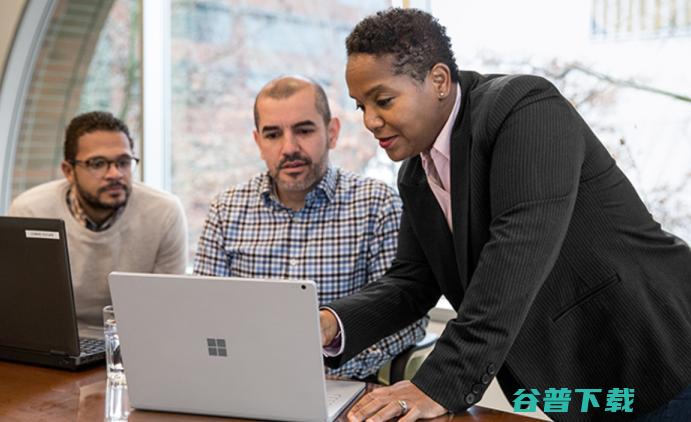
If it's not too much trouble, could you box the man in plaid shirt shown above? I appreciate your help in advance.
[194,76,428,379]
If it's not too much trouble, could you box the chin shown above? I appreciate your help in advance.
[279,182,310,193]
[100,195,127,208]
[385,149,409,163]
[105,201,126,210]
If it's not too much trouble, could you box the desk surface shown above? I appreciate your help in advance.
[0,361,538,421]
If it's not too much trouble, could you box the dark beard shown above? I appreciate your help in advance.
[271,152,328,193]
[76,182,130,210]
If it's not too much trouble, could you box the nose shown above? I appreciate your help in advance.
[280,132,300,155]
[363,109,384,133]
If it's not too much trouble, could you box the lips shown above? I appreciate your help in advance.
[377,135,398,149]
[101,184,125,194]
[281,161,307,169]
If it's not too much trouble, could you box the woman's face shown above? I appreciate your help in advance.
[345,53,450,162]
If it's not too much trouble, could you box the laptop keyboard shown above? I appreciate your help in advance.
[79,337,105,356]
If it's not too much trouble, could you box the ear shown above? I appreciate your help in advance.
[429,63,452,99]
[252,129,265,160]
[326,117,340,149]
[61,160,75,184]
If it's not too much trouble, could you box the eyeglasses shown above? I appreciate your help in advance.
[70,155,140,175]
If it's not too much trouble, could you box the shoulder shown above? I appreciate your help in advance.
[208,174,263,211]
[127,183,186,231]
[469,73,557,113]
[8,179,68,216]
[336,168,398,198]
[469,73,555,98]
[468,73,560,116]
[334,168,401,212]
[130,182,182,210]
[465,73,567,142]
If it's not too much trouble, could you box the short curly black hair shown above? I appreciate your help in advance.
[346,8,459,83]
[64,111,133,161]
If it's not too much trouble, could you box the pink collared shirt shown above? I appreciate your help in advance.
[419,83,461,232]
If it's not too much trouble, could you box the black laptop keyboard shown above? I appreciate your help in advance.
[79,337,106,355]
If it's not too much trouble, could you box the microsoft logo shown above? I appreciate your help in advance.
[207,338,228,357]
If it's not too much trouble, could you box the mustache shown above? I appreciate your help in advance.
[278,153,312,169]
[98,182,127,193]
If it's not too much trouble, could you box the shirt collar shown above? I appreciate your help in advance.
[424,82,462,161]
[312,165,337,202]
[260,166,336,209]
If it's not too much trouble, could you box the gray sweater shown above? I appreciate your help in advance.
[9,179,187,327]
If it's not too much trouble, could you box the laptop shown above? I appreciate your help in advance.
[108,272,366,422]
[0,216,105,370]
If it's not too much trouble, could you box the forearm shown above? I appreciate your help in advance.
[327,315,428,379]
[326,260,440,366]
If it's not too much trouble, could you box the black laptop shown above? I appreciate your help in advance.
[0,216,105,370]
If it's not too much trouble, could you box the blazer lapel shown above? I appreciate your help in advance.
[399,158,454,249]
[450,71,476,289]
[398,159,459,298]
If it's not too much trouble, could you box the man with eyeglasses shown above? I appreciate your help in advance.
[9,111,188,328]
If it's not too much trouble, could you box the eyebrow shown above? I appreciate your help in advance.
[260,120,316,134]
[292,120,316,130]
[364,84,386,99]
[81,153,132,161]
[350,84,387,102]
[260,125,281,134]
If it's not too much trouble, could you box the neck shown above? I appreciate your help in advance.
[73,191,115,224]
[81,202,115,225]
[276,189,307,211]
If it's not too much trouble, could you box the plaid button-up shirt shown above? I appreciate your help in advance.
[194,167,428,378]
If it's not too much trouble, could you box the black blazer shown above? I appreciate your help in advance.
[326,71,691,421]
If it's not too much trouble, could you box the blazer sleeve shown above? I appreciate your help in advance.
[411,77,586,412]
[325,206,442,368]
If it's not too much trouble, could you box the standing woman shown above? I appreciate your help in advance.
[320,8,691,422]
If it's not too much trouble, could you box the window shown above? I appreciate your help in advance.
[170,0,392,262]
[434,0,691,243]
[6,1,687,313]
[10,0,142,199]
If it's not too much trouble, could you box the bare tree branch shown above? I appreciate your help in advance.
[541,62,691,104]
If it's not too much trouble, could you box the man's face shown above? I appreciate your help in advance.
[253,88,338,200]
[346,53,446,162]
[62,130,134,211]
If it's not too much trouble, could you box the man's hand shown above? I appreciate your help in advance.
[347,381,447,422]
[319,309,339,346]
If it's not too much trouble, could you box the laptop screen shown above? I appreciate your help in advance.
[0,216,80,356]
[108,272,366,421]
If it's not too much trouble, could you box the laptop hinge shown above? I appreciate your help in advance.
[49,349,70,356]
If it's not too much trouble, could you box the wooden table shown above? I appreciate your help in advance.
[0,361,538,421]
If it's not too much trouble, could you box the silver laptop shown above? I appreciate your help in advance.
[108,272,365,422]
